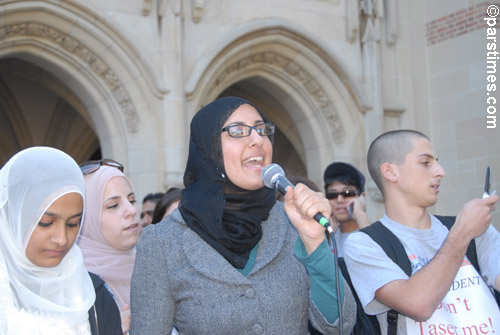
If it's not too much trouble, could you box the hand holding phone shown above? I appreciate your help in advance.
[347,196,364,219]
[345,197,370,229]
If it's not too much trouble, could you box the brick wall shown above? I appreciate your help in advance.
[426,2,499,46]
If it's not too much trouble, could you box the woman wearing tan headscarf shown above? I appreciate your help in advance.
[77,160,142,334]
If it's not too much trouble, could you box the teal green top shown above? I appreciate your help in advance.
[237,237,343,323]
[294,237,344,323]
[237,242,258,277]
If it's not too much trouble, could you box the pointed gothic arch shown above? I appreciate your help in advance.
[0,0,166,165]
[0,75,32,164]
[186,21,368,185]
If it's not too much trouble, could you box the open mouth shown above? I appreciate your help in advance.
[243,156,264,167]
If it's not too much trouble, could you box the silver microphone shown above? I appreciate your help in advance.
[261,164,294,194]
[261,163,331,229]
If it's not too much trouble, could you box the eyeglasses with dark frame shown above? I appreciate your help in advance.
[326,189,359,200]
[222,122,275,138]
[79,159,124,175]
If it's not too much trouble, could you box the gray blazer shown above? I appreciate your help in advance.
[131,202,356,335]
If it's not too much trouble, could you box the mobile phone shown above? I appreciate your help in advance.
[347,203,354,219]
[483,166,491,198]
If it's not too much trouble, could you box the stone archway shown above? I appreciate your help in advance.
[220,78,308,178]
[0,70,31,165]
[0,1,165,173]
[186,24,367,187]
[0,57,99,165]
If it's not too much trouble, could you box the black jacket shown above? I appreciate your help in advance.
[88,272,122,335]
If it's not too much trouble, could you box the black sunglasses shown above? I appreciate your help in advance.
[326,189,359,200]
[79,159,124,175]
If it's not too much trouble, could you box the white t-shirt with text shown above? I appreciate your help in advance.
[344,214,500,335]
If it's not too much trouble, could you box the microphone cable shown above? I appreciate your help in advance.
[324,223,343,335]
[261,164,344,334]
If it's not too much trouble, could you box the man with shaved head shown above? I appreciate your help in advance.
[344,129,500,334]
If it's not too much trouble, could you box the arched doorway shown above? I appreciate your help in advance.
[220,78,307,179]
[186,24,366,188]
[0,57,99,166]
[0,1,166,198]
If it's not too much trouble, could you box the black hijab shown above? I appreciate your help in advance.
[179,96,276,269]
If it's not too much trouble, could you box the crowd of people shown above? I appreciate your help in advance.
[0,96,499,335]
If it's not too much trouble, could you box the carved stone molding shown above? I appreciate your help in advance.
[142,0,153,16]
[384,0,398,47]
[192,0,205,23]
[360,0,383,44]
[345,0,360,43]
[214,51,345,144]
[0,23,139,133]
[160,0,180,17]
[312,0,340,3]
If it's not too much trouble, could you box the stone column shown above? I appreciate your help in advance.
[360,0,385,144]
[161,0,187,189]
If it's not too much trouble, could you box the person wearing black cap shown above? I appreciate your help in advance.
[323,162,370,257]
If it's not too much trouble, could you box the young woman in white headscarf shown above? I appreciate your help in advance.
[77,159,142,334]
[131,96,356,334]
[0,147,122,335]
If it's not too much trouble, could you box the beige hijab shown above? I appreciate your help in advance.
[77,166,136,310]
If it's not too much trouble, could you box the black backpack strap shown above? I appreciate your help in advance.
[338,257,381,335]
[435,215,480,274]
[361,221,412,335]
[386,310,398,335]
[361,222,412,276]
[361,216,482,335]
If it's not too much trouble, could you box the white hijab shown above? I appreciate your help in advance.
[0,147,95,334]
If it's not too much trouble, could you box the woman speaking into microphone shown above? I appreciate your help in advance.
[130,96,355,334]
